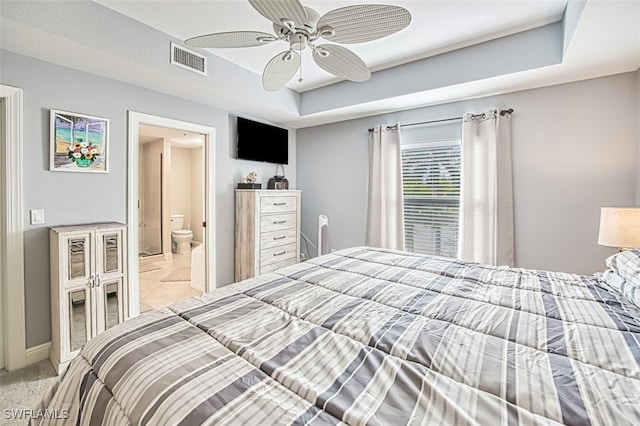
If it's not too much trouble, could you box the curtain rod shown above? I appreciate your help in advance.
[367,108,514,132]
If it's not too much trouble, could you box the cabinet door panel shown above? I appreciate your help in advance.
[67,235,91,282]
[68,288,90,352]
[103,233,120,273]
[102,279,123,331]
[97,229,125,277]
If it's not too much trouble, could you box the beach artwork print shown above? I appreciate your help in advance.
[50,110,109,172]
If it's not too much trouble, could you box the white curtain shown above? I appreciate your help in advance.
[458,109,514,266]
[366,125,405,250]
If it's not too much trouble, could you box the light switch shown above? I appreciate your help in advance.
[30,209,45,225]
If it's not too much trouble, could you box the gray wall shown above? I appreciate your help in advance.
[1,50,296,348]
[297,72,639,275]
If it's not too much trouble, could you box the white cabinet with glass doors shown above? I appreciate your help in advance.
[49,223,128,373]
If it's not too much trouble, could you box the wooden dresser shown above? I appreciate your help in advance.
[235,189,301,281]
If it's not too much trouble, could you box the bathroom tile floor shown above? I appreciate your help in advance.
[139,252,202,313]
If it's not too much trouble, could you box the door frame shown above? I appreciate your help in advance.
[127,111,216,318]
[0,85,26,371]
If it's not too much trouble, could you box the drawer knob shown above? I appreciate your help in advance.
[273,220,286,225]
[273,235,286,240]
[273,202,287,206]
[273,251,286,257]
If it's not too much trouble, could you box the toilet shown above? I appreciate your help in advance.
[170,214,193,253]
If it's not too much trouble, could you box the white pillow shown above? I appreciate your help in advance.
[600,269,625,292]
[600,249,640,309]
[606,249,640,287]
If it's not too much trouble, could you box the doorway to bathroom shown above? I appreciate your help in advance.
[137,124,207,312]
[127,112,216,319]
[138,125,206,258]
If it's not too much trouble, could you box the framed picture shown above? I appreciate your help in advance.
[50,110,109,173]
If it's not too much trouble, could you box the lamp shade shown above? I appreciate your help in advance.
[598,207,640,248]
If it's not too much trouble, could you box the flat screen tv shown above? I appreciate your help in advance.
[237,117,288,164]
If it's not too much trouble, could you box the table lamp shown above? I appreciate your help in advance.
[598,207,640,250]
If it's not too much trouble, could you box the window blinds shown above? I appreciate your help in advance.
[401,140,461,258]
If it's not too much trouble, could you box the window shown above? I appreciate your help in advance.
[401,140,461,257]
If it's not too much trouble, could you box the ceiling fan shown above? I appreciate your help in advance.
[185,0,412,91]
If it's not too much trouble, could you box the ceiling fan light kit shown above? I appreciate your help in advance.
[185,0,412,91]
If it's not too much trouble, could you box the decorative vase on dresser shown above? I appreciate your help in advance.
[49,222,128,373]
[235,189,301,281]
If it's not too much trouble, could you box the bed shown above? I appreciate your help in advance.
[34,247,640,425]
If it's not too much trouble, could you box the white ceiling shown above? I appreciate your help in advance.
[139,124,204,148]
[1,0,638,128]
[97,0,569,92]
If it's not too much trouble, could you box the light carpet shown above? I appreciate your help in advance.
[0,360,58,425]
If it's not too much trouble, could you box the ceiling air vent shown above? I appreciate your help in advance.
[170,42,207,76]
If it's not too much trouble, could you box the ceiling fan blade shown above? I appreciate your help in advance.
[262,50,301,91]
[185,31,276,48]
[312,44,371,82]
[248,0,307,27]
[317,5,411,44]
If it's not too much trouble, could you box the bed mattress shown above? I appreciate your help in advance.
[34,247,640,425]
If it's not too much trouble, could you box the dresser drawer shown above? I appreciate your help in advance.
[260,228,297,250]
[260,196,297,214]
[260,213,296,233]
[260,243,296,267]
[260,257,296,275]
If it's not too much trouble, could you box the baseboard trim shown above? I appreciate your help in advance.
[25,342,51,365]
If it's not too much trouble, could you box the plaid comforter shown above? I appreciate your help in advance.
[35,247,640,425]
